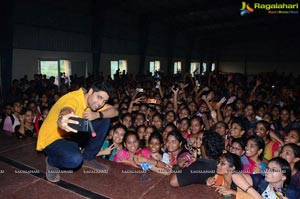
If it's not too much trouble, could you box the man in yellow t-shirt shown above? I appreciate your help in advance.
[37,81,118,182]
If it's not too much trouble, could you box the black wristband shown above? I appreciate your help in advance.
[99,111,103,119]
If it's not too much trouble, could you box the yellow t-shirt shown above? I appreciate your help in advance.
[36,88,87,151]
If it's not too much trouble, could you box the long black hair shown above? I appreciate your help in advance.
[282,143,300,171]
[149,132,164,155]
[268,157,292,196]
[247,135,265,161]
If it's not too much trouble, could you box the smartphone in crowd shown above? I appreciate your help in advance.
[68,117,89,132]
[136,88,144,93]
[147,98,157,104]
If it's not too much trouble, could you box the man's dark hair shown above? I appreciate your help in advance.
[89,81,114,97]
[202,130,225,160]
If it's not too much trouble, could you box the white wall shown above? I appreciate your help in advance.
[12,49,92,80]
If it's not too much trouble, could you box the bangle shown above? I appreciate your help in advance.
[99,111,103,119]
[155,160,159,167]
[245,185,253,193]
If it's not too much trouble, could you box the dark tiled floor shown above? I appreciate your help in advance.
[0,132,232,199]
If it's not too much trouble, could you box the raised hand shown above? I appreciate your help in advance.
[216,97,226,109]
[226,96,236,105]
[97,144,116,156]
[171,85,179,94]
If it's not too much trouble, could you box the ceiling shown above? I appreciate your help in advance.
[103,0,300,42]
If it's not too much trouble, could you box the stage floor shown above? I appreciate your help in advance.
[0,132,229,199]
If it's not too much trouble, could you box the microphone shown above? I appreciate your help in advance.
[88,121,96,137]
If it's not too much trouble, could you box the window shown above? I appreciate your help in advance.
[110,60,127,79]
[202,63,207,75]
[39,59,86,87]
[211,63,215,71]
[190,62,200,76]
[149,61,160,75]
[174,61,182,74]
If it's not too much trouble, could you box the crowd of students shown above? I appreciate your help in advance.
[1,70,300,198]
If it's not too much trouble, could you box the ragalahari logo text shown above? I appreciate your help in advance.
[240,2,254,16]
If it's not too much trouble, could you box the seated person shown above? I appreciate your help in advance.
[97,124,127,161]
[114,131,150,168]
[279,143,300,189]
[170,130,225,187]
[241,135,266,175]
[232,157,299,199]
[206,152,242,197]
[135,130,192,175]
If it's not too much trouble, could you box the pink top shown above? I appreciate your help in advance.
[114,148,151,162]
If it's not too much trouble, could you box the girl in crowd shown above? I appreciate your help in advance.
[157,130,187,174]
[188,116,203,136]
[163,102,174,114]
[187,101,198,117]
[39,93,49,109]
[228,119,247,147]
[144,125,156,147]
[134,132,165,173]
[187,132,203,159]
[271,105,281,121]
[15,108,36,138]
[232,157,298,199]
[274,128,300,157]
[148,132,164,161]
[214,121,229,150]
[255,120,281,162]
[178,106,190,120]
[233,98,245,118]
[243,103,256,136]
[222,103,235,126]
[284,128,300,145]
[37,106,49,137]
[0,103,12,129]
[114,131,150,168]
[136,125,146,148]
[274,107,292,138]
[177,117,190,139]
[97,124,126,161]
[229,137,246,157]
[151,113,163,131]
[164,110,176,126]
[241,135,266,175]
[162,122,177,151]
[279,143,300,188]
[206,152,242,197]
[120,112,133,130]
[3,100,22,133]
[27,100,42,134]
[134,113,146,127]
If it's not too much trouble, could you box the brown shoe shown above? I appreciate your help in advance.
[82,159,109,171]
[45,157,60,182]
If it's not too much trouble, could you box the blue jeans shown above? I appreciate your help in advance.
[44,118,110,169]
